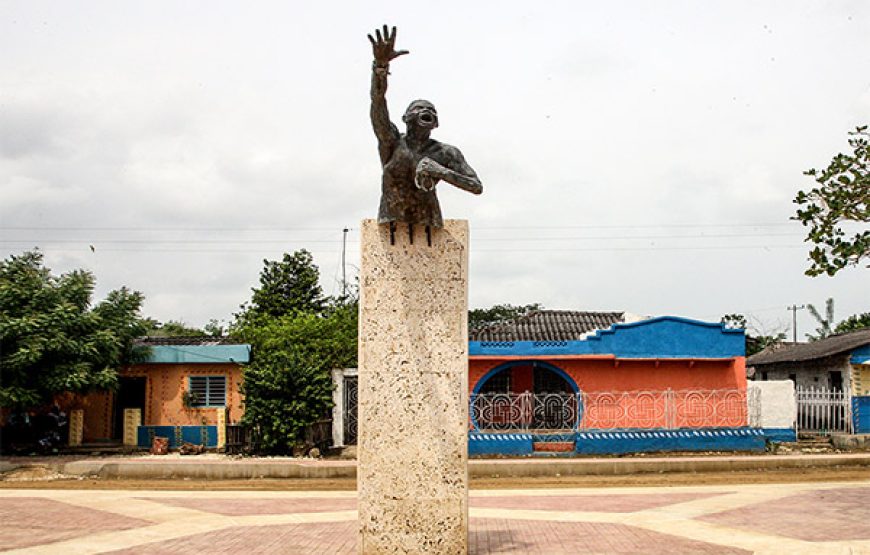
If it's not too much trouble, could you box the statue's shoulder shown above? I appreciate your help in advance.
[427,140,463,159]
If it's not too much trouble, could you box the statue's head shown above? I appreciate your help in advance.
[403,99,439,130]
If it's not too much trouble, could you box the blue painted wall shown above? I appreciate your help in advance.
[137,425,218,448]
[761,428,797,443]
[852,396,870,434]
[574,428,765,454]
[468,433,534,456]
[468,427,777,457]
[470,316,744,358]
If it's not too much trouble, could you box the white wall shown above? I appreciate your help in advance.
[748,380,795,429]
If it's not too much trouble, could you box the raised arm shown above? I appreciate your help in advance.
[368,25,408,164]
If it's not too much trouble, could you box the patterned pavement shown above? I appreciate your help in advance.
[2,481,870,554]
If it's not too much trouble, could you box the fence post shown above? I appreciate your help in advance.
[216,408,226,451]
[123,408,141,447]
[68,409,84,446]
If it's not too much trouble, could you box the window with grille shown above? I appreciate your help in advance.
[478,369,511,394]
[188,376,227,407]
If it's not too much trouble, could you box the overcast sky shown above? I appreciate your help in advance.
[1,1,868,339]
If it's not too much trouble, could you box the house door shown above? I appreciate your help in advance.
[113,377,146,440]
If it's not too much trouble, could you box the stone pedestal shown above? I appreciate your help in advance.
[358,219,469,554]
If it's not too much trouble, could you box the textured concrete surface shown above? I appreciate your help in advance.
[4,452,870,480]
[357,219,469,553]
[3,482,870,553]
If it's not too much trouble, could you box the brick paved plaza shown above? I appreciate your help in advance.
[2,481,870,553]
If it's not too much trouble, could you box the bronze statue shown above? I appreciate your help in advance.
[368,26,482,232]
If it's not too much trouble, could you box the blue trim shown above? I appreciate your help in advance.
[470,316,744,359]
[472,361,578,394]
[137,425,218,448]
[145,345,250,364]
[851,344,870,364]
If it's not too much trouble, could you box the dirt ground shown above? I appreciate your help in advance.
[1,465,868,491]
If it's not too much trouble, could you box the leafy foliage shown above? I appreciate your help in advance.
[720,313,747,330]
[794,125,870,276]
[806,298,836,341]
[0,251,147,409]
[720,313,786,356]
[232,250,356,454]
[244,250,325,318]
[834,312,870,334]
[469,303,543,329]
[234,302,357,453]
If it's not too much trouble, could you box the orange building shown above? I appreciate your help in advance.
[467,311,755,455]
[71,337,249,446]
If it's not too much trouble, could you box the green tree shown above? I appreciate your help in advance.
[244,250,325,318]
[469,303,543,329]
[720,313,747,330]
[834,312,870,334]
[0,251,147,409]
[232,251,355,454]
[806,298,835,341]
[793,125,870,276]
[234,300,357,454]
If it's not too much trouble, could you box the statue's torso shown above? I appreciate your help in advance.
[378,136,449,228]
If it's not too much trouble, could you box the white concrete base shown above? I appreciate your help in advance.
[357,219,469,554]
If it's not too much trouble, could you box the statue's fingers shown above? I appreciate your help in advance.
[367,34,376,46]
[375,28,383,43]
[390,26,398,42]
[393,49,410,58]
[382,24,390,42]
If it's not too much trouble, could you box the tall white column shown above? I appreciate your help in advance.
[357,219,469,554]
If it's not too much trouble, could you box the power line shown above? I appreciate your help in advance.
[0,232,804,244]
[0,222,797,232]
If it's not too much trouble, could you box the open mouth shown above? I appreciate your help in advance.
[420,113,435,124]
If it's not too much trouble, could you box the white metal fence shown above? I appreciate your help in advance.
[795,386,852,435]
[469,388,755,432]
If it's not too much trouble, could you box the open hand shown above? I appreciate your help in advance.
[368,25,409,66]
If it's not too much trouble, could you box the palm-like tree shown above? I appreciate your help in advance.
[806,298,835,341]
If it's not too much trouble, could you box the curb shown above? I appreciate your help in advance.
[469,454,870,478]
[60,461,357,480]
[1,453,863,480]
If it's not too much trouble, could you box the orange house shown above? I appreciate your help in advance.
[74,337,249,445]
[468,311,754,455]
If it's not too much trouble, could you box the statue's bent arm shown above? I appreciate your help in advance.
[441,147,483,195]
[417,148,483,195]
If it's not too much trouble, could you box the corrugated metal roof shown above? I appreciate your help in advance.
[134,336,244,347]
[747,329,870,366]
[470,310,626,341]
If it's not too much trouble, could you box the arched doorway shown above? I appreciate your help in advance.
[471,361,580,431]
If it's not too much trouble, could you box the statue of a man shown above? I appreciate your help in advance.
[368,26,482,230]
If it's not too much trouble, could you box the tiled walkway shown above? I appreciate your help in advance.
[2,481,870,553]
